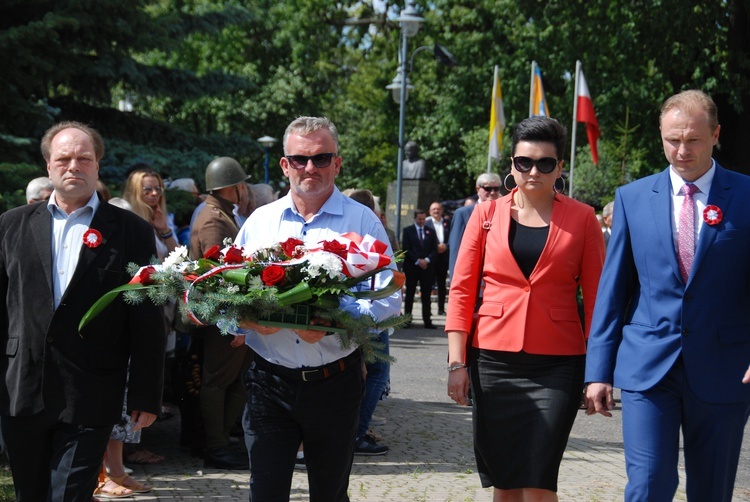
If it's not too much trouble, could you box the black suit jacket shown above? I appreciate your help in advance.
[426,217,450,265]
[402,224,438,267]
[0,197,166,426]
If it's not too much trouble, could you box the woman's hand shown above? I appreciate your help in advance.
[151,205,169,234]
[447,367,471,406]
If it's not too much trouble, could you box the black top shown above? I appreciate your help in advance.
[509,219,549,279]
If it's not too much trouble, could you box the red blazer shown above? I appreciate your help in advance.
[445,191,605,355]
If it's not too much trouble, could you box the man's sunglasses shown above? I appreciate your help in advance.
[479,186,502,192]
[512,156,559,174]
[285,153,336,170]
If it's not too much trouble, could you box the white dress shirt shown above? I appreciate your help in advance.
[669,161,715,251]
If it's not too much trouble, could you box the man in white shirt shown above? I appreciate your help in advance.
[427,201,450,315]
[234,116,401,502]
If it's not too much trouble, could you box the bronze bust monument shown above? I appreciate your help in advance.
[402,141,427,180]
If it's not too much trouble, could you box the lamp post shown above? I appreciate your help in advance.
[387,0,423,241]
[257,135,277,184]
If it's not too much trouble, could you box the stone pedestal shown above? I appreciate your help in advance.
[386,179,440,239]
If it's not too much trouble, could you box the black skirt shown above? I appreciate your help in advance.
[470,348,585,491]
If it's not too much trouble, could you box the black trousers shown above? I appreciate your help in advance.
[404,263,435,323]
[243,352,364,502]
[0,411,111,501]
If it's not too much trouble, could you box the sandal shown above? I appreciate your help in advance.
[124,449,165,465]
[108,474,152,493]
[94,480,133,499]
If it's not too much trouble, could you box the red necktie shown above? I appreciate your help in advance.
[677,183,699,282]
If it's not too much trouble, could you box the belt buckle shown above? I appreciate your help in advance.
[301,369,318,382]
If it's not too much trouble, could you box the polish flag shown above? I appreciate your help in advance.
[576,69,600,164]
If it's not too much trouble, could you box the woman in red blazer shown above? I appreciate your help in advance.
[446,117,605,501]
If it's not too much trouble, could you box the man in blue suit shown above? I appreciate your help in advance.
[585,90,750,501]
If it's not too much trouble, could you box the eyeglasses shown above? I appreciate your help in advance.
[285,153,336,170]
[142,186,163,194]
[512,156,559,174]
[479,186,501,192]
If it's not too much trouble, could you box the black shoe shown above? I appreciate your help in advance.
[424,323,437,329]
[437,309,446,316]
[354,435,389,456]
[204,446,249,470]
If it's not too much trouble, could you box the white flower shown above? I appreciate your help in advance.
[248,275,263,288]
[303,251,343,280]
[225,284,240,294]
[163,246,190,269]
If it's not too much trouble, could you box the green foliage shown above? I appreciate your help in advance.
[2,0,750,212]
[0,163,47,213]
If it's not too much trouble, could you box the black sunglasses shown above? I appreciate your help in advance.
[285,153,336,170]
[512,156,559,174]
[479,185,502,192]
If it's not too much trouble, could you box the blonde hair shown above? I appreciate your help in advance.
[660,90,718,130]
[122,168,168,222]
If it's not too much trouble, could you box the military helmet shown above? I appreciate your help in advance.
[204,157,249,191]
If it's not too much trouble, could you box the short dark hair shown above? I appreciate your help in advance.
[41,121,105,162]
[511,116,567,160]
[414,209,426,218]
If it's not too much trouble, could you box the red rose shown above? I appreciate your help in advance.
[204,245,221,261]
[261,265,286,286]
[281,238,305,259]
[138,266,157,285]
[224,246,244,264]
[322,240,348,259]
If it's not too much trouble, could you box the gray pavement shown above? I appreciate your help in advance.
[132,307,750,501]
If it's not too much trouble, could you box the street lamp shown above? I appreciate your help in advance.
[389,0,424,240]
[257,135,277,184]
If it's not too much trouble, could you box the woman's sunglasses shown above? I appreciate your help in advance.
[512,156,559,174]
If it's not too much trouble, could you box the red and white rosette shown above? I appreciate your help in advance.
[703,205,723,226]
[83,228,103,248]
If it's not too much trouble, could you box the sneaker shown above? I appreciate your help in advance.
[294,454,307,470]
[354,435,389,456]
[370,414,386,426]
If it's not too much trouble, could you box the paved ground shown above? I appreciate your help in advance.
[130,307,750,501]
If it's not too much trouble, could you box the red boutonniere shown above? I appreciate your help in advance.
[703,205,723,226]
[83,228,102,248]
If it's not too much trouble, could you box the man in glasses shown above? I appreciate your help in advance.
[448,172,503,276]
[233,116,401,502]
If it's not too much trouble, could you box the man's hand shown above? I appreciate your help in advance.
[417,258,428,269]
[230,335,245,347]
[585,382,616,417]
[743,365,750,384]
[130,411,158,432]
[437,243,447,254]
[239,320,280,336]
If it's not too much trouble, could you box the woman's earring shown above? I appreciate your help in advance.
[554,176,566,194]
[504,173,516,192]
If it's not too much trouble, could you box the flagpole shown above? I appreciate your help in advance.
[529,61,536,117]
[569,60,581,198]
[488,65,499,172]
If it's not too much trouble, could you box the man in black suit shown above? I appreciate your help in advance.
[0,122,166,501]
[426,201,450,315]
[402,209,438,328]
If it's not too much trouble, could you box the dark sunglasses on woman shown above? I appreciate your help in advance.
[512,156,559,174]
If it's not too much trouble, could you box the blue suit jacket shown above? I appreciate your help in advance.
[448,204,475,276]
[585,164,750,404]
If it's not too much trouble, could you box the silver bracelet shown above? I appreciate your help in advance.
[447,363,467,372]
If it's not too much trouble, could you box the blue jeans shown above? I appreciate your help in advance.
[243,352,364,502]
[356,330,390,440]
